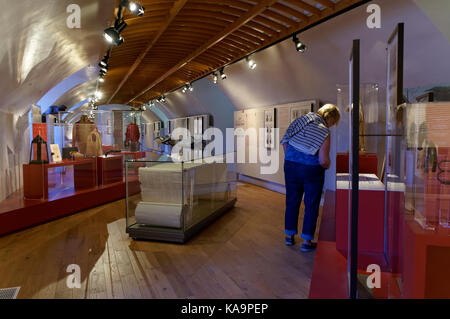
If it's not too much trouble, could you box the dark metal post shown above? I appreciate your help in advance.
[350,39,360,299]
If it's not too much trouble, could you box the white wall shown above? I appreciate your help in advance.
[0,110,30,201]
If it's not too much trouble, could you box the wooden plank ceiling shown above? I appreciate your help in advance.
[101,0,368,106]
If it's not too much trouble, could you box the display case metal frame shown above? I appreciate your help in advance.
[346,23,406,299]
[348,38,360,300]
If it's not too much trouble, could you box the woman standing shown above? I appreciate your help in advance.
[280,104,340,252]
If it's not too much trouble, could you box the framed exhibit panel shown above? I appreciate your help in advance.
[167,120,174,135]
[264,108,276,149]
[289,100,316,123]
[193,116,203,136]
[234,110,247,130]
[187,115,209,138]
[154,121,162,137]
[50,144,62,163]
[232,100,318,189]
[173,118,188,140]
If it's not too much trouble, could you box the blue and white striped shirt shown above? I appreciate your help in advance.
[281,112,329,156]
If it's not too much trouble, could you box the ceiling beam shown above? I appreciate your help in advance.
[313,0,336,10]
[127,0,279,103]
[283,0,322,16]
[106,0,189,104]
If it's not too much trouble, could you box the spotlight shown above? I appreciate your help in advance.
[99,55,109,68]
[99,65,108,74]
[122,1,145,16]
[95,91,103,100]
[212,73,218,84]
[98,76,105,83]
[149,100,155,107]
[293,35,307,53]
[104,28,124,46]
[104,21,127,46]
[182,85,188,94]
[246,56,257,70]
[188,83,194,92]
[220,68,227,80]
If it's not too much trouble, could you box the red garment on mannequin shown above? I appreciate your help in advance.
[125,123,140,144]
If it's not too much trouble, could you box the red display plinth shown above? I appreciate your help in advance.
[335,174,385,256]
[110,151,146,160]
[336,153,378,176]
[23,159,96,200]
[403,218,450,298]
[309,190,402,299]
[97,155,123,186]
[386,184,405,274]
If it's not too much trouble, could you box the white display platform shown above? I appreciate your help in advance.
[336,173,385,191]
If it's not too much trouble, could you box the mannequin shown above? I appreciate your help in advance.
[72,115,95,154]
[85,127,103,157]
[125,118,141,152]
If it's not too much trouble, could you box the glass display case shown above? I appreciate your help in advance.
[125,153,237,243]
[402,102,450,230]
[112,110,144,152]
[339,24,450,298]
[335,39,403,299]
[22,110,128,201]
[336,83,383,180]
[395,102,450,299]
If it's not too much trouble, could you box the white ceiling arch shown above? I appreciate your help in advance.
[0,0,114,114]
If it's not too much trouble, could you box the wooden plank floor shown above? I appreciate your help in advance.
[0,183,322,299]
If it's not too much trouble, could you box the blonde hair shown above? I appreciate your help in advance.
[317,104,340,126]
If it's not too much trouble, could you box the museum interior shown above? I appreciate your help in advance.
[0,0,449,300]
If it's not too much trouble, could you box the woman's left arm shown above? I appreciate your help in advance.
[319,135,331,169]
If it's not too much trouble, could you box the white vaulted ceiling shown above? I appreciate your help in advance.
[413,0,450,44]
[0,0,114,114]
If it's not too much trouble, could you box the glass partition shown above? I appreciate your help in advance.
[399,102,450,298]
[112,110,144,152]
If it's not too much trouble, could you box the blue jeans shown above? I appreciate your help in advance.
[284,160,325,240]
